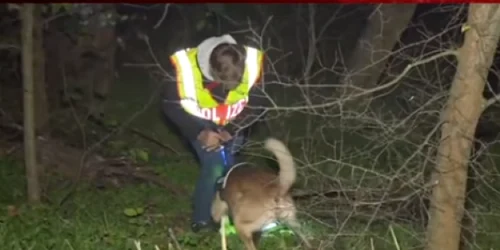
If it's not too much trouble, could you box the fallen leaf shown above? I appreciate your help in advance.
[7,205,18,217]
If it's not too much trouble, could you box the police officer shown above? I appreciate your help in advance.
[162,34,268,232]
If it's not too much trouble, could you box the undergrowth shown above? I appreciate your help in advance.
[0,155,432,250]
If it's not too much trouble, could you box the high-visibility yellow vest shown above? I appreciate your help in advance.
[170,47,264,125]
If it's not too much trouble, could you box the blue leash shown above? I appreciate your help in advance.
[215,145,228,189]
[220,146,228,168]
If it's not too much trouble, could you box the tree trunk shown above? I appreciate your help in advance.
[459,153,478,250]
[340,4,416,109]
[21,3,41,203]
[33,5,49,133]
[74,4,116,121]
[425,5,500,250]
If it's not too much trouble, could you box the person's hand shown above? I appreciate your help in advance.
[197,129,222,152]
[218,129,233,142]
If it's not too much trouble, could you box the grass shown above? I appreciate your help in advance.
[0,158,309,250]
[5,149,500,250]
[4,132,500,250]
[0,117,431,250]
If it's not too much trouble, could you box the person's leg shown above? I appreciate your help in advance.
[190,140,226,232]
[222,134,246,173]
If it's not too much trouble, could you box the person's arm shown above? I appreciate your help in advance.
[162,82,210,141]
[224,85,270,135]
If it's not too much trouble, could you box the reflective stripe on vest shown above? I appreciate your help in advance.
[170,47,264,125]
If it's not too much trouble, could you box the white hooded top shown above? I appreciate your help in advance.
[196,34,237,81]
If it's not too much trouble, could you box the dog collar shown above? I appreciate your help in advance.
[221,162,248,189]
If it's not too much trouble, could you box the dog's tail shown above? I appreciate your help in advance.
[264,138,296,195]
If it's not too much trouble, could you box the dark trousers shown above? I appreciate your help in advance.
[190,133,245,223]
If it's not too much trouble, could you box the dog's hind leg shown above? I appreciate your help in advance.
[235,223,258,250]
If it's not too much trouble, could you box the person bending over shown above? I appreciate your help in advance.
[162,34,269,232]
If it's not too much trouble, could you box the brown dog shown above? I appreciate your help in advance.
[211,138,310,250]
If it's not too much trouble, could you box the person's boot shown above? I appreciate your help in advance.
[191,220,219,233]
[191,177,224,233]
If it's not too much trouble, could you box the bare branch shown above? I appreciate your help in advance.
[153,4,170,30]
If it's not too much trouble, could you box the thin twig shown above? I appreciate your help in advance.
[389,224,401,250]
[168,228,182,250]
[0,44,20,50]
[103,166,184,195]
[483,94,500,110]
[220,215,228,250]
[133,240,141,250]
[154,4,170,30]
[128,127,180,155]
[123,63,158,68]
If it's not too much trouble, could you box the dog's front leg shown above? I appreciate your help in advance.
[211,192,228,223]
[239,231,258,250]
[252,231,262,247]
[233,220,258,250]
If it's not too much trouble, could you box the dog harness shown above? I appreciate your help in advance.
[216,162,247,192]
[170,47,264,126]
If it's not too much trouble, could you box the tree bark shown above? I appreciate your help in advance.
[425,5,500,250]
[340,4,416,109]
[21,3,41,203]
